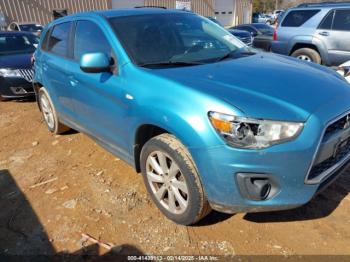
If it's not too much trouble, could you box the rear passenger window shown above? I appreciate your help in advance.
[319,10,335,30]
[333,9,350,31]
[73,20,112,61]
[47,22,72,57]
[282,10,320,27]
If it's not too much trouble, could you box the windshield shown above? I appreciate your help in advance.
[19,24,43,32]
[0,34,39,55]
[254,24,274,35]
[109,13,245,67]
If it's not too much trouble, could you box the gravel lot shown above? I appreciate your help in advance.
[0,100,350,257]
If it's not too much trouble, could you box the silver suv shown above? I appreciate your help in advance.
[271,2,350,66]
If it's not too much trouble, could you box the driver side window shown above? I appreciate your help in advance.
[74,20,112,61]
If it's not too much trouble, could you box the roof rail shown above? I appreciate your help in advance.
[297,1,350,8]
[134,6,167,9]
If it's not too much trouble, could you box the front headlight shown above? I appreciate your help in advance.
[337,66,350,83]
[0,68,21,78]
[209,112,304,149]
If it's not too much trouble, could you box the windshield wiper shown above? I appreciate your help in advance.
[215,48,256,62]
[138,60,204,68]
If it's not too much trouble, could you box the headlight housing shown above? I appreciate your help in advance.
[209,112,304,149]
[0,68,21,78]
[337,66,350,83]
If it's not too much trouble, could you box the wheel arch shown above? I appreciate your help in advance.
[33,81,43,110]
[134,124,170,172]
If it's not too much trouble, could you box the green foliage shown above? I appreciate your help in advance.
[253,0,283,13]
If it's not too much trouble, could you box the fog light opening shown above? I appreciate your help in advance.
[236,173,278,201]
[252,179,271,200]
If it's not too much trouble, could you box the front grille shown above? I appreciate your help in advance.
[324,113,350,138]
[307,112,350,183]
[240,37,252,45]
[308,137,350,180]
[17,68,34,83]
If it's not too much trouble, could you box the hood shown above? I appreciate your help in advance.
[0,53,33,69]
[148,53,350,122]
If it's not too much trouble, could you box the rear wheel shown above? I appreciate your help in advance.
[291,48,321,64]
[140,134,211,225]
[38,88,70,134]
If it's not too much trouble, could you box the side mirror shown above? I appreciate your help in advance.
[80,53,111,73]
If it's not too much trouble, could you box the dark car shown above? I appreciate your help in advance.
[231,23,274,51]
[0,32,38,101]
[228,29,253,46]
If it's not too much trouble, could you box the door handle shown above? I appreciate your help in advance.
[319,31,329,36]
[68,76,79,87]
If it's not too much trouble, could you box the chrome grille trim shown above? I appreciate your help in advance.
[305,109,350,184]
[17,68,34,83]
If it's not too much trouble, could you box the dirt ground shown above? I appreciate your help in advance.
[0,100,350,257]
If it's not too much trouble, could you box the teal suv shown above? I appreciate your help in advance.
[33,8,350,225]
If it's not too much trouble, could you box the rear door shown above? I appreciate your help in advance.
[317,9,350,66]
[41,22,75,118]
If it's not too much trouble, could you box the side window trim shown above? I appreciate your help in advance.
[67,21,76,60]
[318,9,335,30]
[41,27,52,51]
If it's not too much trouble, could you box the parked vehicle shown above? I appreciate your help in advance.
[0,32,38,101]
[8,22,43,35]
[228,29,253,46]
[34,8,350,225]
[275,11,285,26]
[272,10,284,20]
[271,2,350,66]
[337,61,350,83]
[252,13,274,25]
[231,23,274,51]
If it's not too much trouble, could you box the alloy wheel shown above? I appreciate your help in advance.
[297,55,312,62]
[146,151,189,215]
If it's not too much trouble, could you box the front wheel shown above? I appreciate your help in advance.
[140,134,211,225]
[291,48,321,64]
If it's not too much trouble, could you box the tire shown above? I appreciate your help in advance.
[38,87,70,134]
[291,48,321,64]
[140,134,211,225]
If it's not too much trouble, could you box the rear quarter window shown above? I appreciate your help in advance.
[282,10,320,27]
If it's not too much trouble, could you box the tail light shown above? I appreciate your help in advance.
[273,29,278,41]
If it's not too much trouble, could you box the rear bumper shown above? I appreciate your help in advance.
[0,76,34,98]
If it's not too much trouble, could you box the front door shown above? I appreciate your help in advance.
[66,20,130,159]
